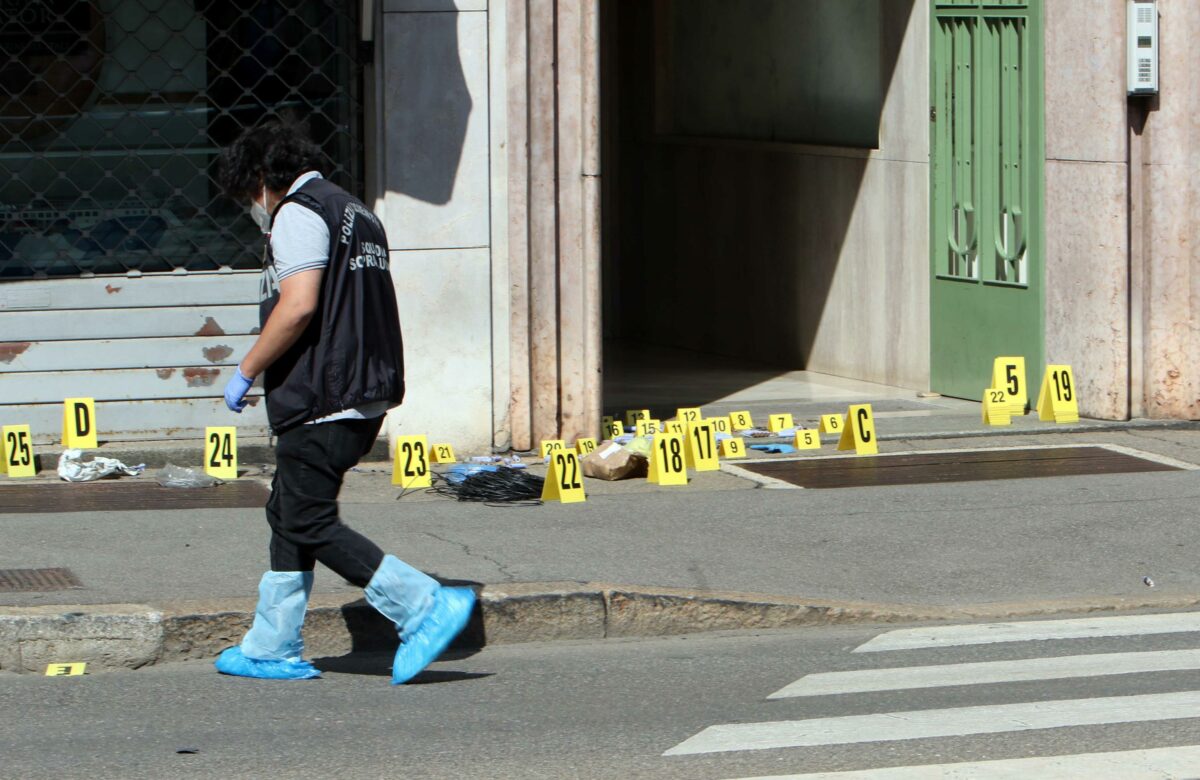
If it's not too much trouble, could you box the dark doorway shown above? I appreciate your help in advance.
[600,1,917,418]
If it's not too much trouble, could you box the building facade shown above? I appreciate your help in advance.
[0,0,1196,454]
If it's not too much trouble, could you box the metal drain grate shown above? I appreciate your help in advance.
[737,446,1181,490]
[0,567,82,592]
[0,480,270,514]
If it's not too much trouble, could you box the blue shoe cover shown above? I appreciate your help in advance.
[214,646,321,680]
[391,586,476,685]
[242,571,313,662]
[365,555,439,639]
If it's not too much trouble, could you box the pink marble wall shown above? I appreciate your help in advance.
[1044,161,1130,418]
[1138,0,1200,419]
[1046,0,1200,420]
[1043,1,1130,420]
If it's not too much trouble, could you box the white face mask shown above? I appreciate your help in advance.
[249,186,270,234]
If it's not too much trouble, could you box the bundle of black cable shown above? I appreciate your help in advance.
[430,469,545,506]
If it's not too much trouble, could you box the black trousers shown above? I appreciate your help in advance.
[266,416,386,587]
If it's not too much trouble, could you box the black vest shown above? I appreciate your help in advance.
[260,177,405,433]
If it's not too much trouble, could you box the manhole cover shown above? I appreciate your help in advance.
[0,568,82,592]
[736,446,1181,489]
[0,481,270,514]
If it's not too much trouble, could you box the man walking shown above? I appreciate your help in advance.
[213,121,474,684]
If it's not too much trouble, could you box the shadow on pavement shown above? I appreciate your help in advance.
[318,580,489,679]
[314,650,492,684]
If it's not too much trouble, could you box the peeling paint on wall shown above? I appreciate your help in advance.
[182,367,221,387]
[156,368,176,379]
[0,342,31,364]
[202,345,234,363]
[195,317,226,337]
[104,284,122,294]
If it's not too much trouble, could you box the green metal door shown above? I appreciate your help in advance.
[930,0,1044,401]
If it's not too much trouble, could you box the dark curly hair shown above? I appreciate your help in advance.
[216,120,324,203]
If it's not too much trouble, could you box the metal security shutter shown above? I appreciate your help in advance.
[0,272,264,442]
[0,1,364,442]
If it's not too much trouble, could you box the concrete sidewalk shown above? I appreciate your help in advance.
[3,428,1200,673]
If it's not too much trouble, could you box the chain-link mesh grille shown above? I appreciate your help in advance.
[0,0,363,279]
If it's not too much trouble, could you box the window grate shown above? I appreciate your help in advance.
[0,1,364,280]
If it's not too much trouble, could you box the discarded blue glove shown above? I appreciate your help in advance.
[223,367,254,412]
[445,464,499,485]
[749,443,798,454]
[214,646,321,680]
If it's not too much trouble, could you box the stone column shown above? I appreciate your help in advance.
[1137,0,1200,419]
[1046,0,1199,421]
[1043,2,1130,420]
[506,0,603,450]
[377,0,496,451]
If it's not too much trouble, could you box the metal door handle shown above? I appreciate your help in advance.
[948,201,977,257]
[994,206,1025,262]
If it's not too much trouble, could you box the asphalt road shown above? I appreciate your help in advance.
[6,616,1200,779]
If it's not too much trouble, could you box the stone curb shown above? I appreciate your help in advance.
[3,586,1200,674]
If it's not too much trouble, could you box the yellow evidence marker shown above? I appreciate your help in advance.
[675,407,703,424]
[62,397,98,449]
[1037,365,1080,423]
[45,663,86,677]
[392,434,432,489]
[602,415,616,428]
[204,427,239,479]
[542,449,586,504]
[431,443,457,463]
[1,425,36,477]
[707,416,731,435]
[603,419,624,439]
[720,438,746,458]
[982,388,1013,426]
[837,404,879,456]
[992,356,1029,415]
[648,431,688,486]
[662,420,686,435]
[625,409,651,426]
[768,413,794,433]
[635,419,661,437]
[729,411,755,431]
[539,439,566,459]
[819,414,845,436]
[684,421,720,471]
[794,429,821,450]
[575,437,598,456]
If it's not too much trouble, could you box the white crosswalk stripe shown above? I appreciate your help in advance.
[767,648,1200,699]
[721,745,1200,779]
[853,612,1200,653]
[664,611,1200,776]
[664,691,1200,755]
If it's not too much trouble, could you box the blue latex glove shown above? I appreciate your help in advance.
[223,367,254,412]
[749,443,798,454]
